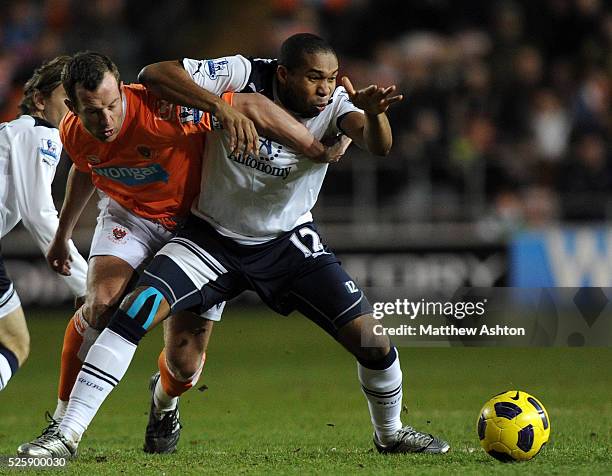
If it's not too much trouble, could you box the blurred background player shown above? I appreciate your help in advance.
[0,56,87,392]
[18,50,342,457]
[33,34,449,458]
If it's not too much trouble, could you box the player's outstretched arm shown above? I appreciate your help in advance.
[47,164,95,276]
[12,137,89,296]
[339,77,403,156]
[232,93,344,163]
[139,60,258,158]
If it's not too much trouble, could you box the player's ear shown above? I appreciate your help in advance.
[65,98,76,113]
[32,90,45,112]
[277,65,288,85]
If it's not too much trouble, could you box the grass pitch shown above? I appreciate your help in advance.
[0,306,610,475]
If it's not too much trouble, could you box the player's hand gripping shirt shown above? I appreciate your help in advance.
[0,115,87,297]
[182,56,363,244]
[60,84,218,230]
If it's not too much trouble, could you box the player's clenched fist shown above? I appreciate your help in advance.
[310,134,353,164]
[46,236,73,276]
[214,101,259,158]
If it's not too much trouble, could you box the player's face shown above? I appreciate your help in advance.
[69,71,124,142]
[42,85,69,128]
[278,52,338,117]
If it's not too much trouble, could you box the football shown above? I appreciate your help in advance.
[477,390,551,462]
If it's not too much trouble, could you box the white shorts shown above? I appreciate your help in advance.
[90,196,174,272]
[89,196,224,321]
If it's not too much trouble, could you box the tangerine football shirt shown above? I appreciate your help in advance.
[60,84,230,230]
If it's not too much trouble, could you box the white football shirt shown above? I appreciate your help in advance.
[182,55,362,244]
[0,115,88,297]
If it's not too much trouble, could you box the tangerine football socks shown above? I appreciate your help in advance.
[155,349,206,415]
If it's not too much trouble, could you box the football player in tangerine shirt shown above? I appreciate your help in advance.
[18,51,341,456]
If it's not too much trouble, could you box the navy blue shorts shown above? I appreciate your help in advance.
[0,249,11,295]
[139,215,371,337]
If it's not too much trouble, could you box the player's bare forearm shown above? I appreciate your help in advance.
[138,61,226,113]
[56,165,95,240]
[363,112,393,156]
[232,93,327,160]
[139,61,258,156]
[341,76,402,156]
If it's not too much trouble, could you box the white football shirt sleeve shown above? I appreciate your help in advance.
[182,55,252,96]
[332,86,364,135]
[10,128,87,297]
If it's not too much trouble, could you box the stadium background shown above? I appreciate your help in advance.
[2,0,612,305]
[0,1,611,474]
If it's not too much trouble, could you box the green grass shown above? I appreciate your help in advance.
[0,307,610,475]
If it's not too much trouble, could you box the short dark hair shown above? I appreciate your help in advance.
[278,33,336,71]
[18,55,72,116]
[62,51,120,105]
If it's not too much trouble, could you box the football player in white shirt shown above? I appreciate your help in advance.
[34,34,449,457]
[0,56,88,392]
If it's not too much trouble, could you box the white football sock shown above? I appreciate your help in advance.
[58,328,137,443]
[0,352,15,391]
[358,350,403,445]
[153,380,178,416]
[53,399,68,421]
[53,308,93,421]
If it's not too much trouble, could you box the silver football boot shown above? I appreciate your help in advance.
[16,427,77,458]
[374,426,450,454]
[16,412,64,456]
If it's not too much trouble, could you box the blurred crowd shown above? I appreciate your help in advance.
[1,0,611,231]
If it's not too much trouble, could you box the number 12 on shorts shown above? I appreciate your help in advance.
[289,227,330,258]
